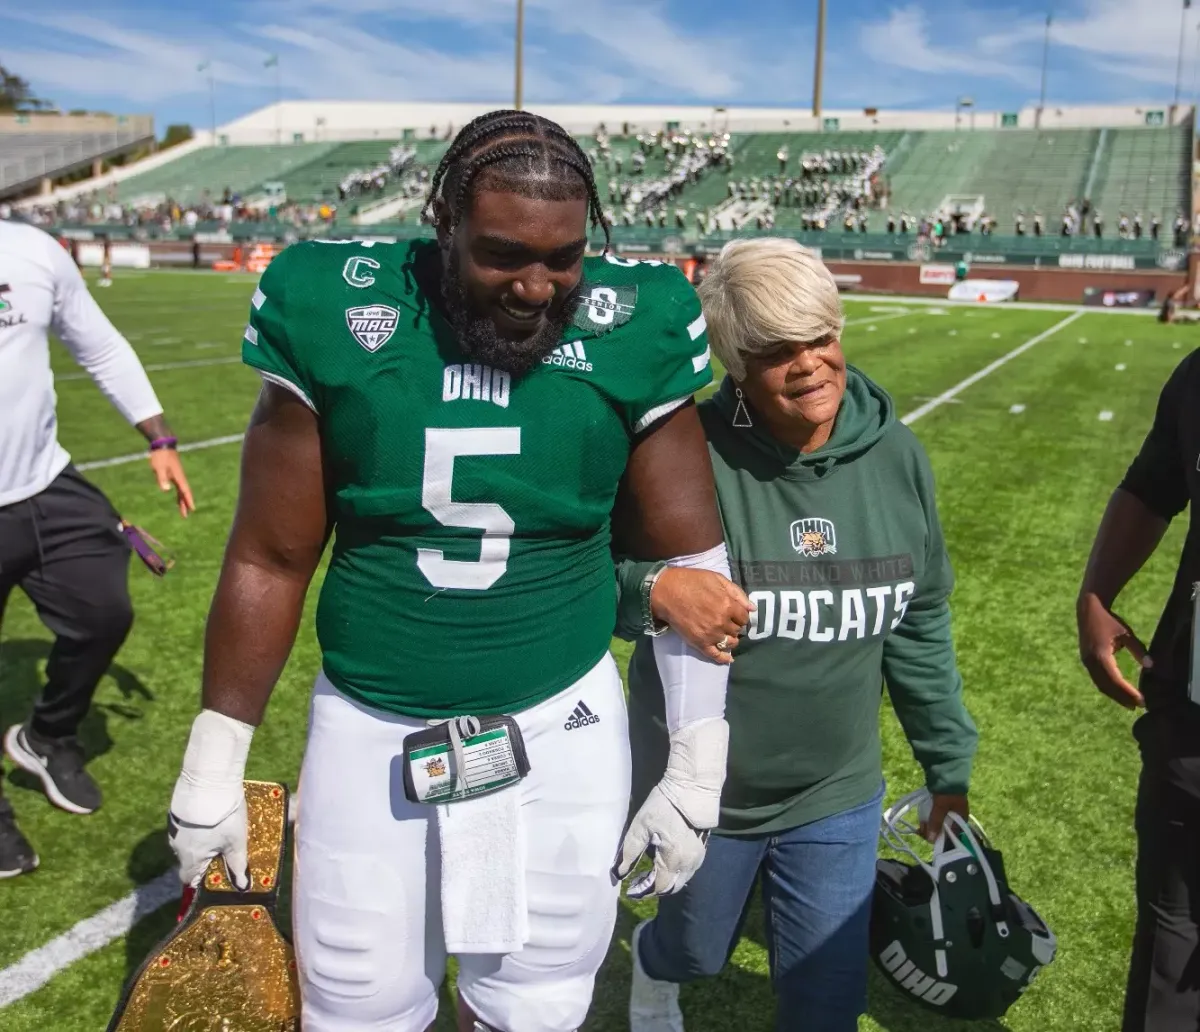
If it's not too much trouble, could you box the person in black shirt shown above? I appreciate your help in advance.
[1078,348,1200,1032]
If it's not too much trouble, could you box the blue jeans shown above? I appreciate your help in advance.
[638,783,884,1032]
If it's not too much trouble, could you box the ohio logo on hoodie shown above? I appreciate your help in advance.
[791,518,837,558]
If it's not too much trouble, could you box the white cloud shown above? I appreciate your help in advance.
[0,0,771,115]
[858,0,1200,103]
[859,5,1038,85]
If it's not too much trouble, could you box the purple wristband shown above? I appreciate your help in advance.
[149,436,178,451]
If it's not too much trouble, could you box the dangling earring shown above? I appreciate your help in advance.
[732,387,753,428]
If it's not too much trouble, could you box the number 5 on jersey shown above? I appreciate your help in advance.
[417,427,521,591]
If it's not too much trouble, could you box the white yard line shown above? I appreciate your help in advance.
[0,306,1089,1011]
[0,870,181,1007]
[844,293,1157,315]
[900,311,1084,425]
[76,433,246,471]
[843,310,913,328]
[57,356,241,382]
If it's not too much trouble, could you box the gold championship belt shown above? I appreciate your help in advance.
[108,781,300,1032]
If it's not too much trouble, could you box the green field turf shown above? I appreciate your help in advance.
[0,271,1192,1031]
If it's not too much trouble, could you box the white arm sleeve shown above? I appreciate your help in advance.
[652,542,733,733]
[47,241,163,426]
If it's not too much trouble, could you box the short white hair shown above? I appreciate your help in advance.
[696,238,845,381]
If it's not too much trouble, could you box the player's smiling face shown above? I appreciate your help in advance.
[458,189,588,335]
[438,188,588,376]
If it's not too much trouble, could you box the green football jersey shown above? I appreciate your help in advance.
[242,239,712,718]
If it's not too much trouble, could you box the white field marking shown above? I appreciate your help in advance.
[900,311,1084,426]
[1125,339,1133,346]
[991,332,1001,338]
[0,801,301,1009]
[196,342,224,350]
[0,870,182,1007]
[1099,410,1114,421]
[1078,337,1088,344]
[1010,404,1027,414]
[841,293,1160,316]
[1174,342,1182,349]
[844,310,912,328]
[914,395,963,404]
[76,432,246,471]
[1115,363,1127,371]
[57,356,241,382]
[907,328,917,334]
[949,330,958,336]
[869,305,909,314]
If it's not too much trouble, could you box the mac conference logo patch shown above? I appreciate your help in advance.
[345,304,399,352]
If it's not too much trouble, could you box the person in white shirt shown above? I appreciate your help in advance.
[0,218,194,878]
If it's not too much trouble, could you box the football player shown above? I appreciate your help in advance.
[167,110,746,1032]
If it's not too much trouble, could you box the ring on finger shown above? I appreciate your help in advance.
[715,636,731,652]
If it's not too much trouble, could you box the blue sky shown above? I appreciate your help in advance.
[1,0,1197,131]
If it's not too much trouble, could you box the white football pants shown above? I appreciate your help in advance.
[293,653,630,1032]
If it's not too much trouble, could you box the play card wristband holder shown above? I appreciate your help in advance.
[402,714,530,805]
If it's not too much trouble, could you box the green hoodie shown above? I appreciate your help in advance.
[616,367,978,836]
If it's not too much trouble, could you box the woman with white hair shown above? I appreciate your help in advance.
[616,238,979,1031]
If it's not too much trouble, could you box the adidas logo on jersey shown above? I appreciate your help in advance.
[543,341,593,372]
[564,701,600,730]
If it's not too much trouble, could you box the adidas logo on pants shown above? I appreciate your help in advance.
[564,700,600,730]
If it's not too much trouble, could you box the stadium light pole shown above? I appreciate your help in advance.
[812,0,827,120]
[514,0,525,111]
[197,61,216,146]
[1173,0,1191,122]
[265,54,281,146]
[1192,23,1200,114]
[1037,12,1052,129]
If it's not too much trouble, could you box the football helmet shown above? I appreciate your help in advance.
[870,788,1056,1020]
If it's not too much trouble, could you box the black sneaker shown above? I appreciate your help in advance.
[0,797,39,878]
[4,724,102,815]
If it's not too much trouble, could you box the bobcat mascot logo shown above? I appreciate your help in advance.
[790,518,837,558]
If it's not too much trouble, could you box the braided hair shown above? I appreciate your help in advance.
[422,110,611,252]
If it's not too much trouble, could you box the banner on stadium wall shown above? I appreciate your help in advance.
[947,279,1019,303]
[1082,287,1157,308]
[76,242,151,269]
[920,264,958,285]
[1058,253,1137,271]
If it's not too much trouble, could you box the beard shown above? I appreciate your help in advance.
[441,257,582,378]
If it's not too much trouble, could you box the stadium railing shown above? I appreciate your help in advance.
[43,221,1184,272]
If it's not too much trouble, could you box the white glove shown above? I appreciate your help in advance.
[614,716,728,899]
[168,709,254,890]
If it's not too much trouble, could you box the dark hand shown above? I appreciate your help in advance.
[1077,592,1150,709]
[921,793,969,843]
[651,566,755,665]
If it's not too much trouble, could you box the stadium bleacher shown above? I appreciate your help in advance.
[884,129,1100,222]
[113,143,339,205]
[1089,127,1191,221]
[0,124,154,198]
[14,113,1192,260]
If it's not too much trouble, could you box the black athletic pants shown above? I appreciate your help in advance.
[1124,712,1200,1031]
[0,465,132,748]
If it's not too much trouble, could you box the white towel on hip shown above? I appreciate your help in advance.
[436,787,529,954]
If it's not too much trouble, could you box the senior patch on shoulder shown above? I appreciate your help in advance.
[570,284,637,334]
